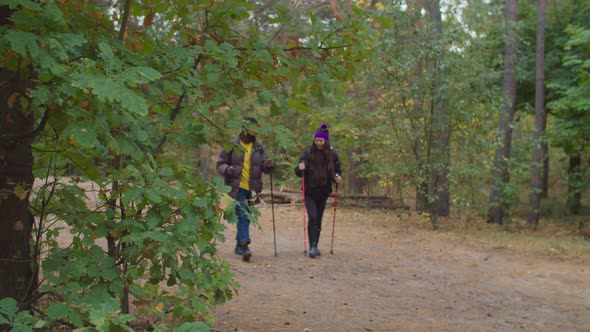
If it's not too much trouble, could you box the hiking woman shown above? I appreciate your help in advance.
[294,123,342,258]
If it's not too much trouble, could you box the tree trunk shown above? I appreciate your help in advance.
[415,164,428,213]
[347,147,366,194]
[541,142,549,197]
[566,153,582,214]
[426,0,450,219]
[407,0,428,213]
[0,61,36,307]
[487,0,519,225]
[527,0,546,227]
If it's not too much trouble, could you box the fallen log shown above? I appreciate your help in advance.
[339,194,410,210]
[259,191,300,204]
[259,190,410,210]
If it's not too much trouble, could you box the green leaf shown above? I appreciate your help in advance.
[257,89,273,102]
[144,188,162,203]
[49,63,68,78]
[121,66,162,86]
[71,73,148,115]
[34,320,49,329]
[110,314,135,331]
[270,99,280,116]
[38,46,58,73]
[70,73,119,102]
[0,0,42,10]
[102,266,120,281]
[118,89,149,116]
[67,152,100,180]
[0,297,18,322]
[46,107,69,134]
[98,42,119,71]
[42,2,66,26]
[158,167,174,177]
[56,33,86,53]
[173,322,211,332]
[68,122,99,148]
[4,31,39,58]
[115,135,143,160]
[88,301,119,332]
[46,302,75,322]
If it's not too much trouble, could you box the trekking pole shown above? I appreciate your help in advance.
[270,171,277,257]
[301,175,307,256]
[330,183,339,255]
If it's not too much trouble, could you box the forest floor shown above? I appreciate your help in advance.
[211,204,590,332]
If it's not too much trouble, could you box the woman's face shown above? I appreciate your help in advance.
[314,137,326,150]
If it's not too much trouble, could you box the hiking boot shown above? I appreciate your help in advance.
[234,243,252,261]
[309,245,321,258]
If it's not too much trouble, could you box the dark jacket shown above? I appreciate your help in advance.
[217,135,273,198]
[294,147,342,200]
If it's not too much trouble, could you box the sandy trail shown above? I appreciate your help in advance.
[212,205,590,332]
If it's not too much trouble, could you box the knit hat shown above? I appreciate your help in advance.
[243,116,259,135]
[314,123,329,140]
[244,116,258,126]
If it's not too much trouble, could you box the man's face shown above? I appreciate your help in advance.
[240,127,257,143]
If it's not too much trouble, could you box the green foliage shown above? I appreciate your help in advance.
[334,0,504,213]
[1,0,366,330]
[0,298,35,332]
[547,22,590,153]
[4,0,584,327]
[518,0,590,154]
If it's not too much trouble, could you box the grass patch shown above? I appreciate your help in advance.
[434,212,590,260]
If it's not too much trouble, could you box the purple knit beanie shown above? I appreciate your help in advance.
[314,123,329,140]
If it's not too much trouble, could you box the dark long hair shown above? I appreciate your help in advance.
[307,140,335,187]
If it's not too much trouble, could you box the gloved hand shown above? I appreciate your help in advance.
[226,166,236,176]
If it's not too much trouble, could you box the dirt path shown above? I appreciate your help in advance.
[212,205,590,332]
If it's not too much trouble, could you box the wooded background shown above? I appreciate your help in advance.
[0,0,588,330]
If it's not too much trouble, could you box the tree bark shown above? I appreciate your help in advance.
[415,162,429,213]
[0,117,35,306]
[541,142,549,197]
[0,12,36,304]
[527,0,546,227]
[347,147,366,194]
[487,0,519,225]
[425,0,450,220]
[406,0,428,213]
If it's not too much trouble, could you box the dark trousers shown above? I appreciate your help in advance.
[304,195,327,246]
